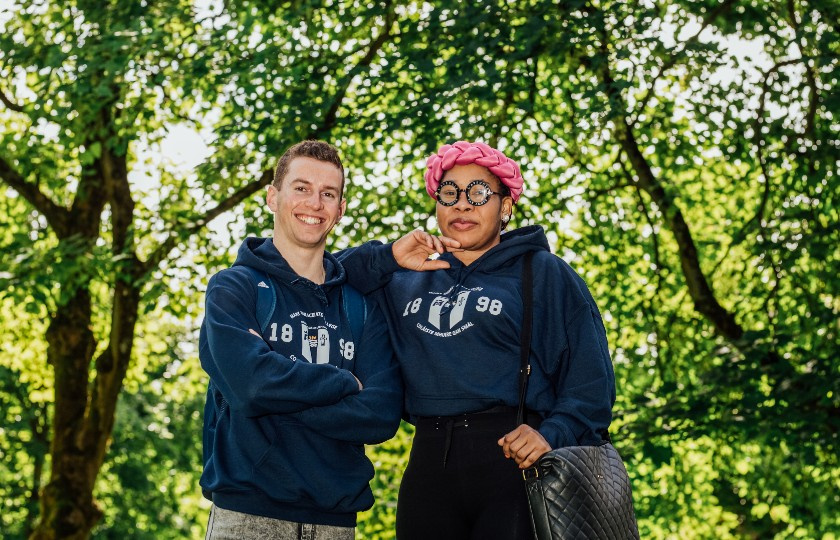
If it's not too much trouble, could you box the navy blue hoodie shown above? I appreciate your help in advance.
[200,238,402,526]
[339,225,615,448]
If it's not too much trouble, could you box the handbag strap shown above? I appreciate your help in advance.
[516,250,535,427]
[515,251,614,445]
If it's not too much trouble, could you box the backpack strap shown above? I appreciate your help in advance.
[241,266,276,334]
[243,265,367,342]
[341,284,367,343]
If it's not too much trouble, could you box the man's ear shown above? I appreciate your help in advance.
[266,184,278,212]
[338,198,347,221]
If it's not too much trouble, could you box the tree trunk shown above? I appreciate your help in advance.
[30,268,143,540]
[32,289,100,540]
[28,137,139,540]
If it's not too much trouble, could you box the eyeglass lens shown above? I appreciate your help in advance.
[437,181,493,206]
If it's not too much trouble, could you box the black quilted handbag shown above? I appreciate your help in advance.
[522,443,640,539]
[517,252,640,540]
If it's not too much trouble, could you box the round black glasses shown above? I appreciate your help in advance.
[435,180,501,207]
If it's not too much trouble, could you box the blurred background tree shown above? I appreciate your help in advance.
[1,0,837,538]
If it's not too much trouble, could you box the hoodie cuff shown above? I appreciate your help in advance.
[539,421,576,449]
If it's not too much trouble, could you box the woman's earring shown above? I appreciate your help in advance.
[502,214,510,223]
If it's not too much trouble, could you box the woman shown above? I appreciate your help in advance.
[341,141,615,539]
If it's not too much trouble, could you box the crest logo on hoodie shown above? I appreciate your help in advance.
[428,291,471,329]
[404,285,503,338]
[300,322,330,364]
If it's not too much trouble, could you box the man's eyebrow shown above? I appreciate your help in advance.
[288,178,340,194]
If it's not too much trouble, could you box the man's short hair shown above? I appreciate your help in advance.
[273,140,345,192]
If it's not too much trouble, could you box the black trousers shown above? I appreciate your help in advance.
[396,407,538,540]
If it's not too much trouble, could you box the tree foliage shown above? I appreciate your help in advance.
[0,0,838,539]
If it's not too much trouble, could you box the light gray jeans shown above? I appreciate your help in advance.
[205,504,355,540]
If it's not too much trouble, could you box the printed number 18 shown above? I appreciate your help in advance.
[403,298,422,316]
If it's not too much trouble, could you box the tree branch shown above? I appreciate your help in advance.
[627,164,664,295]
[618,117,743,340]
[0,86,25,113]
[141,168,274,276]
[0,155,71,236]
[487,86,515,149]
[595,18,744,341]
[632,0,739,123]
[140,8,398,288]
[747,58,800,229]
[310,3,396,139]
[785,0,820,145]
[84,280,141,484]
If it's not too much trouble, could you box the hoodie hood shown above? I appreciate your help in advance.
[233,237,347,289]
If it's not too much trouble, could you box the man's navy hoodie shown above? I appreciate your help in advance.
[339,225,615,448]
[199,238,402,526]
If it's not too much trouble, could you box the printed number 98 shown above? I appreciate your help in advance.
[476,296,502,315]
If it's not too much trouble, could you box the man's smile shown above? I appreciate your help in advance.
[296,214,325,225]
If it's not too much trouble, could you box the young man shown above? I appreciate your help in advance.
[200,141,403,539]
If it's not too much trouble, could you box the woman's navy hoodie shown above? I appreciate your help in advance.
[200,238,402,526]
[339,225,615,448]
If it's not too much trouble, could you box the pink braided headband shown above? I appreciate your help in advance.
[424,141,524,203]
